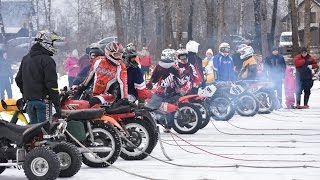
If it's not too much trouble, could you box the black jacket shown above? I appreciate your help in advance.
[264,54,286,81]
[15,43,60,108]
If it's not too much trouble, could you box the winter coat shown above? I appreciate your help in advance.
[128,66,150,99]
[264,54,286,81]
[239,56,257,80]
[293,54,318,81]
[15,43,60,107]
[202,57,216,83]
[82,56,128,98]
[0,58,13,83]
[78,54,90,70]
[213,53,235,81]
[147,64,182,97]
[187,52,204,84]
[72,64,91,86]
[64,56,80,77]
[140,54,153,67]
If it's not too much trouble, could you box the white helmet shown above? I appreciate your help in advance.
[34,30,61,55]
[186,40,200,53]
[238,45,254,59]
[236,44,248,53]
[176,49,188,64]
[219,42,230,53]
[160,49,176,69]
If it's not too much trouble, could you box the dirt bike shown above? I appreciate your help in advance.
[145,87,203,134]
[215,81,259,117]
[0,99,82,180]
[2,98,122,168]
[194,83,235,127]
[247,81,280,114]
[61,88,158,161]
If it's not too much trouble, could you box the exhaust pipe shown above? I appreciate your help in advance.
[0,162,21,167]
[78,147,112,153]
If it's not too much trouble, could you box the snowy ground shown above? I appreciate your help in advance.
[1,78,320,179]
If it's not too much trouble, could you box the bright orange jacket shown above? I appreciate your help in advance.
[82,56,128,98]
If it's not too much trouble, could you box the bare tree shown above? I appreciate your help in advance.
[163,0,174,48]
[113,0,125,44]
[175,0,183,47]
[205,0,215,48]
[269,0,278,49]
[216,0,225,50]
[253,0,262,53]
[139,0,146,45]
[260,0,269,58]
[187,0,194,41]
[239,0,244,36]
[304,0,311,48]
[289,0,299,56]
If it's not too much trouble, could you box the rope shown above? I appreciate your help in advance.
[65,130,163,180]
[227,121,320,131]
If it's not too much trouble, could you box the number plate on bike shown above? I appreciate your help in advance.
[230,85,245,95]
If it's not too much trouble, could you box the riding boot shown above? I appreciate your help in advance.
[295,94,303,109]
[304,94,310,108]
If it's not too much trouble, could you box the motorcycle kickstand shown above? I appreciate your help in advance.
[156,125,173,161]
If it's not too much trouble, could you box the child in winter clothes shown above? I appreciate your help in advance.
[64,49,80,87]
[284,66,296,109]
[202,49,216,83]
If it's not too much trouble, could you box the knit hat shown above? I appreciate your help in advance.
[299,47,308,53]
[271,46,279,52]
[72,49,79,59]
[206,48,213,55]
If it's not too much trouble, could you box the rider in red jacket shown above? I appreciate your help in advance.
[80,41,128,105]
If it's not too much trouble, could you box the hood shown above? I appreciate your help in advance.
[30,43,53,57]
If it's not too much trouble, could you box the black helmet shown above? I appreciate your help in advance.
[89,47,104,59]
[122,49,138,68]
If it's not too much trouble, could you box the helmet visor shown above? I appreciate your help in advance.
[220,47,230,53]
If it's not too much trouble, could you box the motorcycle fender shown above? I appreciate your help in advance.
[138,110,157,130]
[5,111,29,125]
[178,95,200,103]
[95,115,123,130]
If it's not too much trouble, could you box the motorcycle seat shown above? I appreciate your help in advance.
[61,108,105,120]
[104,105,132,114]
[0,120,50,145]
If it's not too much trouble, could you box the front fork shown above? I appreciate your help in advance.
[86,121,95,143]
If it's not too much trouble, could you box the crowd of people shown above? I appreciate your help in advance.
[2,30,318,130]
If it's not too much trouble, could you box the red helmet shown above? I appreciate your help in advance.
[105,41,124,65]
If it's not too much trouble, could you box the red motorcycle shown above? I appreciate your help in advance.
[146,83,204,134]
[60,88,158,161]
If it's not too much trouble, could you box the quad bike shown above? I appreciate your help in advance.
[215,81,259,117]
[0,99,82,180]
[1,98,122,168]
[247,81,280,114]
[61,88,158,161]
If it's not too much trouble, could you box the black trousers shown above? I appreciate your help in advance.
[296,79,313,105]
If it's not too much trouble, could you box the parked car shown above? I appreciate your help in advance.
[90,37,117,48]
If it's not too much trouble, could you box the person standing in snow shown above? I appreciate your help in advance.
[15,30,62,124]
[0,50,13,99]
[186,40,204,87]
[64,49,80,87]
[238,45,257,80]
[139,47,153,79]
[202,48,216,83]
[264,47,286,105]
[293,47,319,109]
[213,42,235,81]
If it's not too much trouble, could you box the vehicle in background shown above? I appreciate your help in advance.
[90,37,117,49]
[279,32,302,55]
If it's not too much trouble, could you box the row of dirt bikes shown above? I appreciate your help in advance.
[0,79,279,179]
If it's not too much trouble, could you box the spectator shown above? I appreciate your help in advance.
[140,47,153,78]
[202,48,216,83]
[264,47,286,104]
[186,40,204,86]
[64,49,80,87]
[293,47,319,109]
[78,47,91,70]
[0,50,13,99]
[213,42,235,81]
